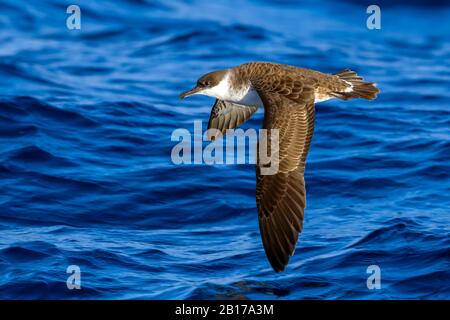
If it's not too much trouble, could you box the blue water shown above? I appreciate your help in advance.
[0,0,449,300]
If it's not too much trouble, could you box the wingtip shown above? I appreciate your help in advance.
[269,261,287,273]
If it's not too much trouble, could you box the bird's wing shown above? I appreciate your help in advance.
[207,99,258,140]
[254,78,315,272]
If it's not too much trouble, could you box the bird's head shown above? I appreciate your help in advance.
[179,69,229,100]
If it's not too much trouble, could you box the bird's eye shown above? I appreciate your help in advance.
[198,81,210,87]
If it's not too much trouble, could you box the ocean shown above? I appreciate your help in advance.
[0,0,449,299]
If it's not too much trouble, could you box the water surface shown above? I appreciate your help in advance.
[0,0,449,299]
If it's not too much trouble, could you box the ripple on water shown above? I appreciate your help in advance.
[0,0,449,300]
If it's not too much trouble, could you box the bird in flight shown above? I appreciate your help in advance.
[180,62,379,272]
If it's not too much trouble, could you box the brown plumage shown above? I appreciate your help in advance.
[180,62,379,272]
[207,100,257,140]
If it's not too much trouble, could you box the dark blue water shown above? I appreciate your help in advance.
[0,0,449,299]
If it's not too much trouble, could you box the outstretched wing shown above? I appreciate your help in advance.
[254,78,316,272]
[207,99,258,140]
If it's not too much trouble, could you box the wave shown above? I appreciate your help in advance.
[0,0,448,300]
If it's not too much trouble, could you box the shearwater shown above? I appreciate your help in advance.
[180,62,379,272]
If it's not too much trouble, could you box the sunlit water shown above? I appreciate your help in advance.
[0,0,449,299]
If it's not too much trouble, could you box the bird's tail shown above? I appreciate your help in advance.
[333,69,379,100]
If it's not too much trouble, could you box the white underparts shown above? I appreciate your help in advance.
[197,72,232,101]
[314,81,354,103]
[342,79,354,92]
[235,86,263,107]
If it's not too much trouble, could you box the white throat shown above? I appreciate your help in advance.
[198,72,263,107]
[198,72,232,101]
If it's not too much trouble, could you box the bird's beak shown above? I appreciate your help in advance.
[179,86,202,100]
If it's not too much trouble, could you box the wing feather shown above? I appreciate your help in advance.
[207,100,258,140]
[254,76,315,272]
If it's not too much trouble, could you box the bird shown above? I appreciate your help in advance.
[180,62,379,272]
